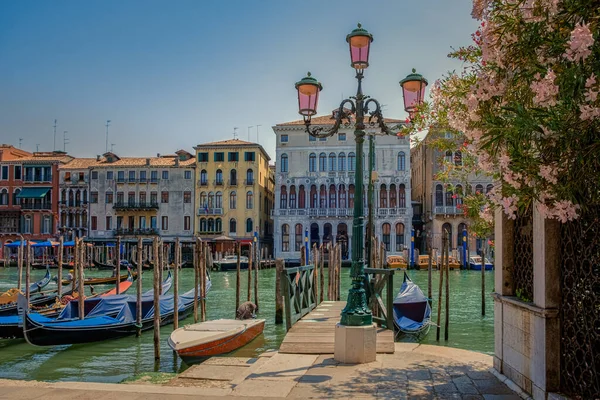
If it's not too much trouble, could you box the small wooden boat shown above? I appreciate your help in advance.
[386,255,407,270]
[0,269,52,306]
[61,270,137,286]
[32,262,57,270]
[168,318,265,360]
[393,272,432,339]
[417,255,431,270]
[129,259,153,270]
[93,259,130,270]
[214,255,249,271]
[436,256,461,270]
[469,256,493,271]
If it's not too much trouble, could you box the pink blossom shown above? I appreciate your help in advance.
[501,195,519,219]
[541,0,561,16]
[530,70,559,107]
[580,105,600,121]
[539,165,559,184]
[541,126,554,137]
[498,153,511,169]
[585,73,596,88]
[585,89,598,102]
[536,200,580,222]
[564,22,594,62]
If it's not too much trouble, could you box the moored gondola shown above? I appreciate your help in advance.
[392,272,432,339]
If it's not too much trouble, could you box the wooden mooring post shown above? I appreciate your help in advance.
[136,237,143,337]
[275,258,284,324]
[427,240,433,300]
[194,238,200,323]
[153,237,161,360]
[173,237,180,330]
[481,240,486,316]
[436,231,446,341]
[235,242,241,313]
[253,243,259,311]
[247,243,253,302]
[200,241,207,321]
[78,238,85,320]
[445,233,450,341]
[17,239,24,290]
[57,236,63,295]
[116,236,121,294]
[25,241,31,310]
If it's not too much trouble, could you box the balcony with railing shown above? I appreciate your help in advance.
[113,202,160,210]
[244,179,254,186]
[213,180,224,186]
[433,206,462,215]
[197,207,223,215]
[20,202,52,210]
[227,179,238,187]
[113,228,159,236]
[271,207,409,219]
[198,180,208,187]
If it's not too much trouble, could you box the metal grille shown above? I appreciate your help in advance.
[560,210,600,398]
[512,207,534,301]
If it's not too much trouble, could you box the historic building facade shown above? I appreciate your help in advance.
[410,130,493,254]
[58,158,94,240]
[193,139,274,253]
[272,114,411,262]
[0,146,72,252]
[88,151,196,242]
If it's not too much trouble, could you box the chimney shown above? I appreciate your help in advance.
[175,158,179,166]
[157,153,160,157]
[96,155,101,161]
[146,158,151,166]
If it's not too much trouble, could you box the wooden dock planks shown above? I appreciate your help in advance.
[279,301,394,354]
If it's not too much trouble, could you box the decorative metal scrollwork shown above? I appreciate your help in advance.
[513,207,533,301]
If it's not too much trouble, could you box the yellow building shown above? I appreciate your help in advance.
[193,139,273,254]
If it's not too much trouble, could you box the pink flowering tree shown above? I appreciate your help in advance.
[402,0,599,223]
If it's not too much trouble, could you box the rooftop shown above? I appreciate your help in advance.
[276,113,404,126]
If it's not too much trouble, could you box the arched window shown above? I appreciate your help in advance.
[475,184,484,194]
[208,192,214,208]
[200,218,207,232]
[445,151,453,165]
[446,189,454,207]
[319,185,327,208]
[246,191,253,209]
[454,150,463,166]
[215,169,223,185]
[395,223,405,251]
[397,152,406,171]
[455,184,463,205]
[82,189,88,203]
[348,184,355,208]
[281,154,288,172]
[200,169,208,185]
[229,218,237,234]
[200,192,207,208]
[298,185,306,208]
[379,184,388,208]
[338,153,346,171]
[486,184,493,193]
[289,185,297,208]
[382,223,391,251]
[295,224,303,252]
[246,218,253,233]
[310,185,317,208]
[215,191,223,208]
[246,169,254,184]
[310,223,320,248]
[329,153,336,171]
[324,223,333,244]
[309,153,316,172]
[208,218,215,232]
[389,184,397,208]
[24,215,32,233]
[329,184,337,208]
[398,184,406,208]
[436,184,444,206]
[348,153,356,171]
[230,169,237,185]
[280,186,287,209]
[61,189,66,204]
[0,189,8,206]
[319,153,327,171]
[13,188,20,206]
[215,218,222,233]
[339,184,347,208]
[442,223,453,248]
[281,224,290,252]
[229,191,237,209]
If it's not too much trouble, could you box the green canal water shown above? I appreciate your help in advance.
[0,267,494,383]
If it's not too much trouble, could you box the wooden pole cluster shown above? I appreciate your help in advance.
[427,238,432,300]
[17,239,24,291]
[25,241,31,310]
[275,258,284,324]
[300,245,306,266]
[153,237,161,360]
[77,238,85,320]
[326,243,342,301]
[57,236,64,295]
[194,238,200,323]
[173,237,180,330]
[200,241,207,321]
[253,243,259,311]
[235,242,241,313]
[136,237,143,337]
[436,230,450,341]
[247,243,253,301]
[116,236,121,294]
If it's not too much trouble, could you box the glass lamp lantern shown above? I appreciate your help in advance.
[400,68,428,115]
[295,72,323,120]
[346,23,373,71]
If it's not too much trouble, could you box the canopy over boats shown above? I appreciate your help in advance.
[392,272,432,339]
[169,318,265,360]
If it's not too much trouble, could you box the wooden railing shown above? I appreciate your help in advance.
[364,267,395,330]
[281,264,317,331]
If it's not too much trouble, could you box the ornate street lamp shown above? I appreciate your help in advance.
[294,23,427,327]
[400,68,428,117]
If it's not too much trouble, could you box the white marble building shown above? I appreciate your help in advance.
[272,113,411,262]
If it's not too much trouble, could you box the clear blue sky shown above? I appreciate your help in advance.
[0,0,476,160]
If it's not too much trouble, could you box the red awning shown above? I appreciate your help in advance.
[238,239,253,244]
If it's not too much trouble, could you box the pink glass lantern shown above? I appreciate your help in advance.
[346,23,373,71]
[400,68,428,116]
[295,72,323,118]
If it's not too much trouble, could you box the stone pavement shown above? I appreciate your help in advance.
[0,343,526,399]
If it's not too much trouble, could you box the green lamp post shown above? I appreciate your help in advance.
[294,24,427,326]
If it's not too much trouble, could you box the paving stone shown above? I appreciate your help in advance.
[179,365,247,381]
[202,357,258,367]
[466,370,495,380]
[473,379,515,395]
[407,369,432,380]
[482,395,522,400]
[248,353,317,380]
[461,396,484,400]
[451,375,473,385]
[433,382,459,394]
[455,383,480,394]
[231,378,297,397]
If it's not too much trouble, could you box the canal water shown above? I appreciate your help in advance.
[0,267,494,383]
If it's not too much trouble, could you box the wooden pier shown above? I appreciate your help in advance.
[279,301,394,354]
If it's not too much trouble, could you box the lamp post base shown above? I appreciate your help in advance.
[334,323,377,364]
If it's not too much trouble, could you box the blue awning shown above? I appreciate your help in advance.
[16,187,51,199]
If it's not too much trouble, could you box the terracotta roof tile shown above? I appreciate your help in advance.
[60,158,99,169]
[197,138,257,147]
[92,157,195,168]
